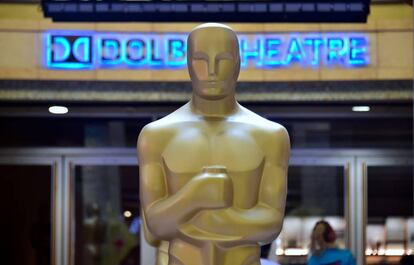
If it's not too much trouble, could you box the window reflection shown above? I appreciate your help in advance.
[0,165,52,265]
[366,166,413,265]
[0,116,411,149]
[74,165,140,265]
[269,165,346,265]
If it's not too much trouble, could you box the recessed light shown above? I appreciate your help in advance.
[352,106,370,112]
[123,210,132,218]
[49,106,68,114]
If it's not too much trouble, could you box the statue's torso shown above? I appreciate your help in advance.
[145,106,283,265]
[162,120,265,209]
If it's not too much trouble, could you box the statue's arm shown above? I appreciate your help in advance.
[139,164,203,240]
[138,126,231,241]
[184,127,290,245]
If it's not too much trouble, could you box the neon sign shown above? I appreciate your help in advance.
[44,31,369,70]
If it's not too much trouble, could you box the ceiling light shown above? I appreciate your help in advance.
[123,210,132,218]
[352,106,370,112]
[49,105,68,114]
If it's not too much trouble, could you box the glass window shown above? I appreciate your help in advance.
[269,118,413,149]
[272,165,346,265]
[0,117,152,147]
[0,115,411,149]
[0,165,52,265]
[73,165,140,265]
[366,165,413,265]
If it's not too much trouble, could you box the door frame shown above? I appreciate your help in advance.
[289,153,354,254]
[356,154,413,265]
[0,152,63,265]
[63,154,138,265]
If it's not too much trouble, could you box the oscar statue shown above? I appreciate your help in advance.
[138,23,290,265]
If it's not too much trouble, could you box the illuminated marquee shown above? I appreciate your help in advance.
[44,31,369,70]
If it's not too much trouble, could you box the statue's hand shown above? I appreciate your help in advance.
[192,166,233,209]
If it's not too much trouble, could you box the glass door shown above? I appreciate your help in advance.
[268,152,354,265]
[357,154,413,265]
[4,148,408,265]
[0,154,62,265]
[63,154,150,265]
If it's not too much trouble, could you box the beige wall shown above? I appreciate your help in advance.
[0,3,412,81]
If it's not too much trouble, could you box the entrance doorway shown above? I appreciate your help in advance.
[0,148,411,265]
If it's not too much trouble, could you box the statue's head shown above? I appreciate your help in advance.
[187,23,240,100]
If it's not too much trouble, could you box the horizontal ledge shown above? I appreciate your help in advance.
[0,89,411,103]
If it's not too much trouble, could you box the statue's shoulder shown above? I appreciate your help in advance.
[238,105,288,137]
[138,119,174,156]
[138,104,190,143]
[138,118,175,144]
[239,106,290,163]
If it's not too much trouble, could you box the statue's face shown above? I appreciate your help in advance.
[187,27,240,100]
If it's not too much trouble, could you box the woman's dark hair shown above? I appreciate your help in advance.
[313,220,337,243]
[310,220,338,255]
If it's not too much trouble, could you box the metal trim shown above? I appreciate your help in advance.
[51,161,57,265]
[289,155,354,253]
[345,162,351,250]
[0,147,411,157]
[68,161,75,265]
[362,162,367,265]
[0,155,62,265]
[358,156,413,265]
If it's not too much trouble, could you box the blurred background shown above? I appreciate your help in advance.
[0,1,412,265]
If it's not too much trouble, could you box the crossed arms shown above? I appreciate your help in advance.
[138,126,290,246]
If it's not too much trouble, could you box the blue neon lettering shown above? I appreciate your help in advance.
[44,32,370,70]
[45,34,52,67]
[126,39,146,64]
[286,38,304,65]
[150,39,163,67]
[72,37,91,63]
[52,36,71,62]
[101,39,121,66]
[327,38,347,65]
[304,38,323,66]
[349,37,368,66]
[167,39,186,67]
[240,37,262,68]
[263,38,284,67]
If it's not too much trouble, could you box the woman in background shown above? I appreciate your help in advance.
[308,220,356,265]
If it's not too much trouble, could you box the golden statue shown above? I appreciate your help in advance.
[138,23,290,265]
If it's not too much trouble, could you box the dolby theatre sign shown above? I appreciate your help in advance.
[44,31,369,70]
